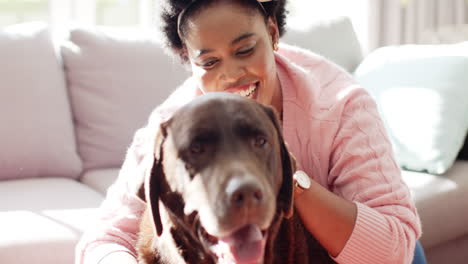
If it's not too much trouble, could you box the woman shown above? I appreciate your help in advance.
[76,0,423,263]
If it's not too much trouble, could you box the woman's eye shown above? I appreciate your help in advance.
[253,135,267,147]
[190,142,205,154]
[237,47,254,56]
[202,60,218,68]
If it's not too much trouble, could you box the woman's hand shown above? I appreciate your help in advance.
[292,170,357,257]
[294,174,357,257]
[99,252,138,264]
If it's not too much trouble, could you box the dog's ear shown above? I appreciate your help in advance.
[261,105,295,219]
[143,121,169,237]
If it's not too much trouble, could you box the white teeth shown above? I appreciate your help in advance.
[236,83,257,98]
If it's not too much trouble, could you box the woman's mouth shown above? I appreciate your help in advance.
[229,82,259,100]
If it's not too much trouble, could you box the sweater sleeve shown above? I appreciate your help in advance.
[329,87,422,264]
[75,125,152,264]
[75,79,200,264]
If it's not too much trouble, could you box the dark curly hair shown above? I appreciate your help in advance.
[159,0,288,62]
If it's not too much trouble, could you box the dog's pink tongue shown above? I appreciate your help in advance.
[219,224,265,264]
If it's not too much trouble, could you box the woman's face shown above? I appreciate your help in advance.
[183,2,281,109]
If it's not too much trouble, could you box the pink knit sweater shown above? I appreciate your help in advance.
[76,44,421,264]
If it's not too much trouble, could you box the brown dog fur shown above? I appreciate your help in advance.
[136,93,335,264]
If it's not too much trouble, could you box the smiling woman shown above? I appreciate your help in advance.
[181,1,282,115]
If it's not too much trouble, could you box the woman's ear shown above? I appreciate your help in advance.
[179,47,190,65]
[267,17,280,46]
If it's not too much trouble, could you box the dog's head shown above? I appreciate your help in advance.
[141,92,295,264]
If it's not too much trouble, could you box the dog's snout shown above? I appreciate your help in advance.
[226,178,264,208]
[231,184,263,207]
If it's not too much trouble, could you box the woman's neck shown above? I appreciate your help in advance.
[271,74,283,120]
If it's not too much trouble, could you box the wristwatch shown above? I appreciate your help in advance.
[293,170,311,196]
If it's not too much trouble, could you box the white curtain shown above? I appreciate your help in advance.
[368,0,468,50]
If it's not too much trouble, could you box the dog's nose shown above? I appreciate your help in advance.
[226,179,263,208]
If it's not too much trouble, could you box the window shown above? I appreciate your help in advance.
[0,0,50,27]
[96,0,138,26]
[0,0,155,28]
[0,0,367,40]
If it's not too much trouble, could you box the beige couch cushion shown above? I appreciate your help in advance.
[402,161,468,249]
[0,178,103,264]
[61,27,189,170]
[80,168,120,195]
[282,16,363,72]
[0,22,82,180]
[424,234,468,264]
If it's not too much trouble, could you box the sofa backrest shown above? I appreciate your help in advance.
[61,27,189,170]
[282,16,363,73]
[0,22,82,180]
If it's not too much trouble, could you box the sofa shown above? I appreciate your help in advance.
[0,17,467,264]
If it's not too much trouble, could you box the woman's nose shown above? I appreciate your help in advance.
[221,60,246,82]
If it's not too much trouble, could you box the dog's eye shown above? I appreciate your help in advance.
[253,136,267,147]
[189,142,204,154]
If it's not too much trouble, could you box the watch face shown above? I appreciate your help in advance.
[295,170,311,189]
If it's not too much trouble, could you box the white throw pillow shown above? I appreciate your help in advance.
[61,27,189,170]
[0,22,82,180]
[355,43,468,174]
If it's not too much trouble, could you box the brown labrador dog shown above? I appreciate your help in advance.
[136,93,335,264]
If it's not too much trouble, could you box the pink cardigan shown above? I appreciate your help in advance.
[76,44,421,264]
